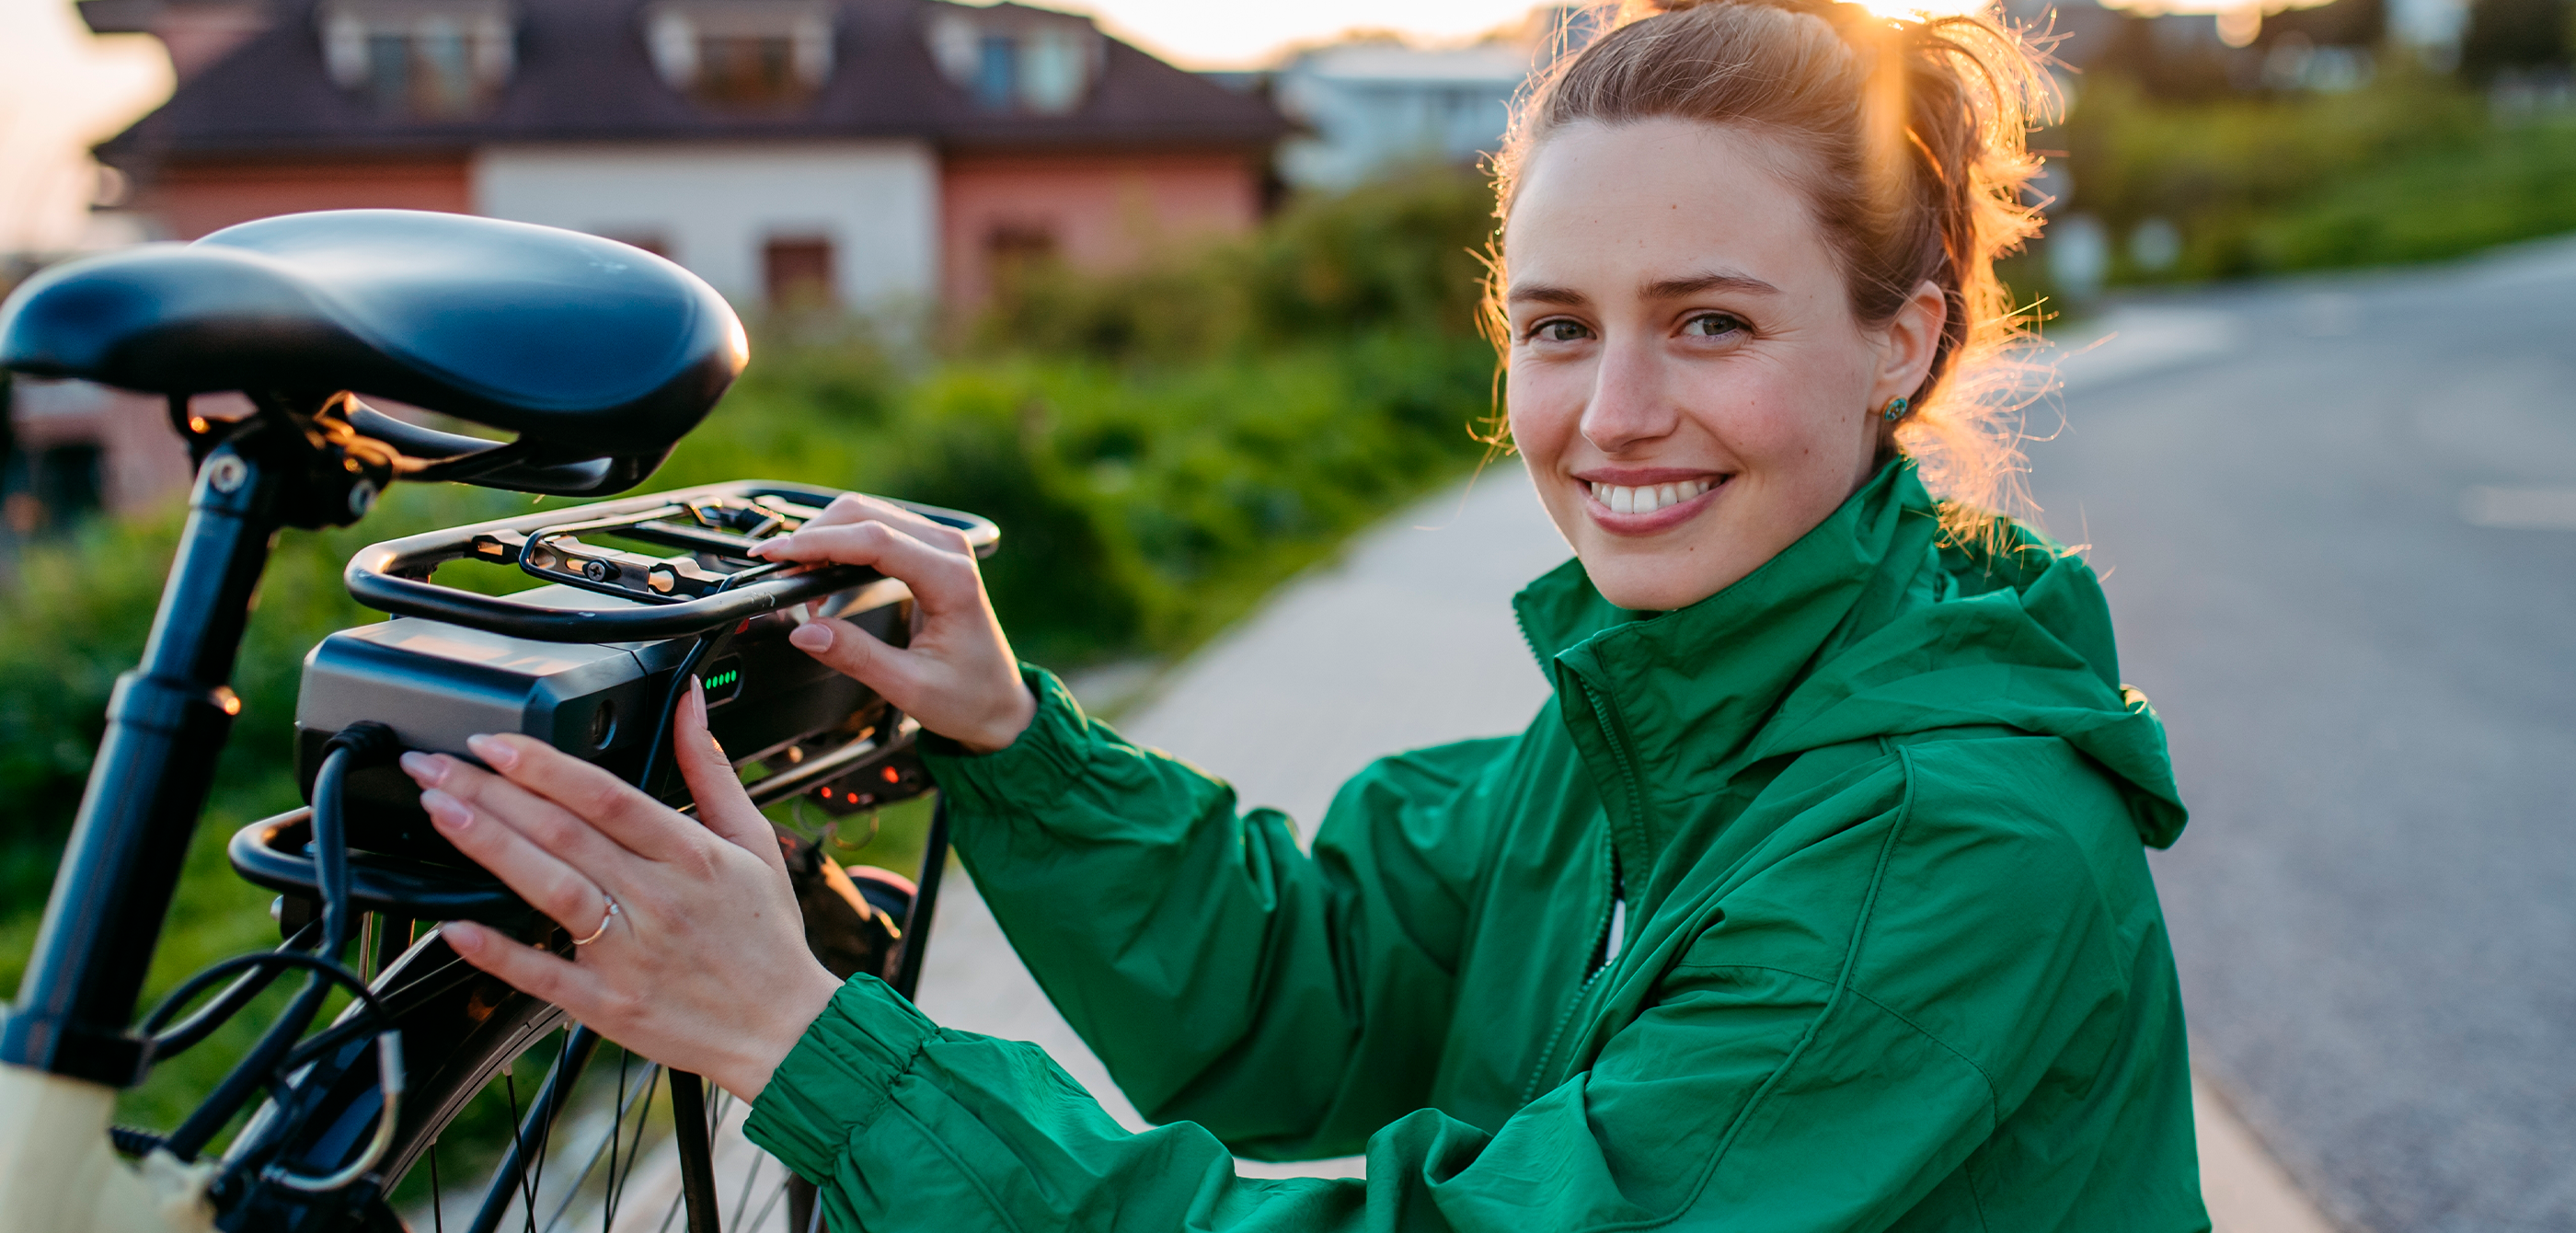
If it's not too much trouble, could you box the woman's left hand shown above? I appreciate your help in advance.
[397,679,845,1103]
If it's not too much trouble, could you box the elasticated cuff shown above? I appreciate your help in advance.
[916,664,1092,817]
[743,975,938,1184]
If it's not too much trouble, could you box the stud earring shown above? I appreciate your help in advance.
[1880,396,1910,423]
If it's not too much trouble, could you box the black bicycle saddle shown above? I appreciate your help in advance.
[0,210,744,459]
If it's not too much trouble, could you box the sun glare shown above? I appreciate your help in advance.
[1850,0,1998,18]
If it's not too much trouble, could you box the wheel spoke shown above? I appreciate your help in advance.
[537,1050,661,1233]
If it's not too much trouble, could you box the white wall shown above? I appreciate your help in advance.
[1272,43,1530,190]
[472,141,940,311]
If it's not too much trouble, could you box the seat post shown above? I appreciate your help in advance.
[0,441,285,1086]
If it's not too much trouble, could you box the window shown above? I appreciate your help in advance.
[645,2,834,110]
[320,0,513,120]
[974,35,1018,110]
[983,223,1057,305]
[764,237,836,309]
[698,35,801,107]
[929,12,1099,115]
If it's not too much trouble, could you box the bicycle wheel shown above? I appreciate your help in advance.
[224,826,912,1233]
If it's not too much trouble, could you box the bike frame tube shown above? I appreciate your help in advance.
[1,444,281,1086]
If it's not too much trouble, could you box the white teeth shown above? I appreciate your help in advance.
[1589,478,1716,514]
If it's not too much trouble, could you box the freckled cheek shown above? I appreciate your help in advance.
[1504,363,1583,468]
[1681,375,1842,473]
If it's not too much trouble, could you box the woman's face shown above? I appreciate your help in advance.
[1502,118,1946,612]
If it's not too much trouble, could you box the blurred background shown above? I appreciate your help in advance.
[3,0,2572,1228]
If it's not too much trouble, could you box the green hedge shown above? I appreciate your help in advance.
[2059,66,2576,282]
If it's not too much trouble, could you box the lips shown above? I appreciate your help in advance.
[1572,470,1729,535]
[1588,478,1716,515]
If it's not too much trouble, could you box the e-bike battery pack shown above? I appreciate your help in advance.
[293,577,909,859]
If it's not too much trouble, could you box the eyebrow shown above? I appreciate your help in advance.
[1505,271,1782,306]
[1644,271,1782,299]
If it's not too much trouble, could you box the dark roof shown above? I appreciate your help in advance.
[98,0,1292,166]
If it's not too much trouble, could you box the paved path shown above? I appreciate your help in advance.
[2024,237,2576,1233]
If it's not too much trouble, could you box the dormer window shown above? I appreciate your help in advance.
[928,10,1099,115]
[646,1,834,110]
[318,0,513,120]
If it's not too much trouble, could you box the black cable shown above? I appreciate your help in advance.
[314,722,399,956]
[144,951,393,1054]
[632,559,780,796]
[154,944,399,1162]
[144,921,323,1060]
[164,725,397,1162]
[634,630,720,798]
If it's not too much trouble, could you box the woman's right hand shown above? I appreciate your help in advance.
[750,493,1035,754]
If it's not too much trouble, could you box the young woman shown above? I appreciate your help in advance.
[399,0,2206,1227]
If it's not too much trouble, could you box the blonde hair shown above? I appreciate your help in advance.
[1486,0,2056,544]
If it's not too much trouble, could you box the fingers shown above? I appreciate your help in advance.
[417,784,617,940]
[404,750,653,878]
[443,920,605,1010]
[794,492,976,557]
[784,616,928,706]
[458,733,713,868]
[753,519,985,615]
[673,677,788,876]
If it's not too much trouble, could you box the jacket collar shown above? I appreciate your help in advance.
[1512,461,1942,882]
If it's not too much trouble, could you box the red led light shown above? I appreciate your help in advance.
[843,792,860,804]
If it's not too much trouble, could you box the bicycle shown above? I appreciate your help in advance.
[0,209,995,1233]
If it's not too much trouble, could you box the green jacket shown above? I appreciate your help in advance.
[746,461,2207,1231]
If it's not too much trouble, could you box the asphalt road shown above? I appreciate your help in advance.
[2028,237,2576,1233]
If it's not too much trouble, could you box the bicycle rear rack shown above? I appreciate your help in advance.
[232,719,931,926]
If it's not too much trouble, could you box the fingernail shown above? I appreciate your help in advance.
[440,921,483,952]
[466,733,519,770]
[399,751,446,786]
[421,789,473,831]
[789,623,833,652]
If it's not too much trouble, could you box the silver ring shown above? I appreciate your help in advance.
[572,895,619,947]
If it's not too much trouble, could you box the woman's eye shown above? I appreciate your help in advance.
[1529,319,1593,344]
[1682,312,1749,338]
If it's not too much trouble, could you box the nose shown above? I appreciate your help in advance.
[1579,334,1681,456]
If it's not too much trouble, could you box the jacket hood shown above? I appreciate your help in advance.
[1513,460,2188,849]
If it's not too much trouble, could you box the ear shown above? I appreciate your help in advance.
[1869,280,1949,412]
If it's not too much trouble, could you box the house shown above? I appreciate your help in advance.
[1269,39,1535,190]
[1261,6,1601,191]
[78,0,1294,315]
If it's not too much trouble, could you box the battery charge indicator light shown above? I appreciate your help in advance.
[702,658,746,706]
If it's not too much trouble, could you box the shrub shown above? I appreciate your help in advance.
[2055,65,2576,284]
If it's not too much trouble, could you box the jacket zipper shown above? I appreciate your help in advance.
[1520,836,1617,1105]
[1521,676,1650,1102]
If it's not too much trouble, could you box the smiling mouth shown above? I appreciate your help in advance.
[1587,477,1720,516]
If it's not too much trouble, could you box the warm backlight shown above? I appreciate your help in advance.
[1851,0,1995,17]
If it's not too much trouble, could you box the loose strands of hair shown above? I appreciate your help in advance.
[1480,0,2063,557]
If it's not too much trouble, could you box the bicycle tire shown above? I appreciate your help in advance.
[224,827,909,1233]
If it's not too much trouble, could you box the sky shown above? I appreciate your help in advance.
[2,0,170,253]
